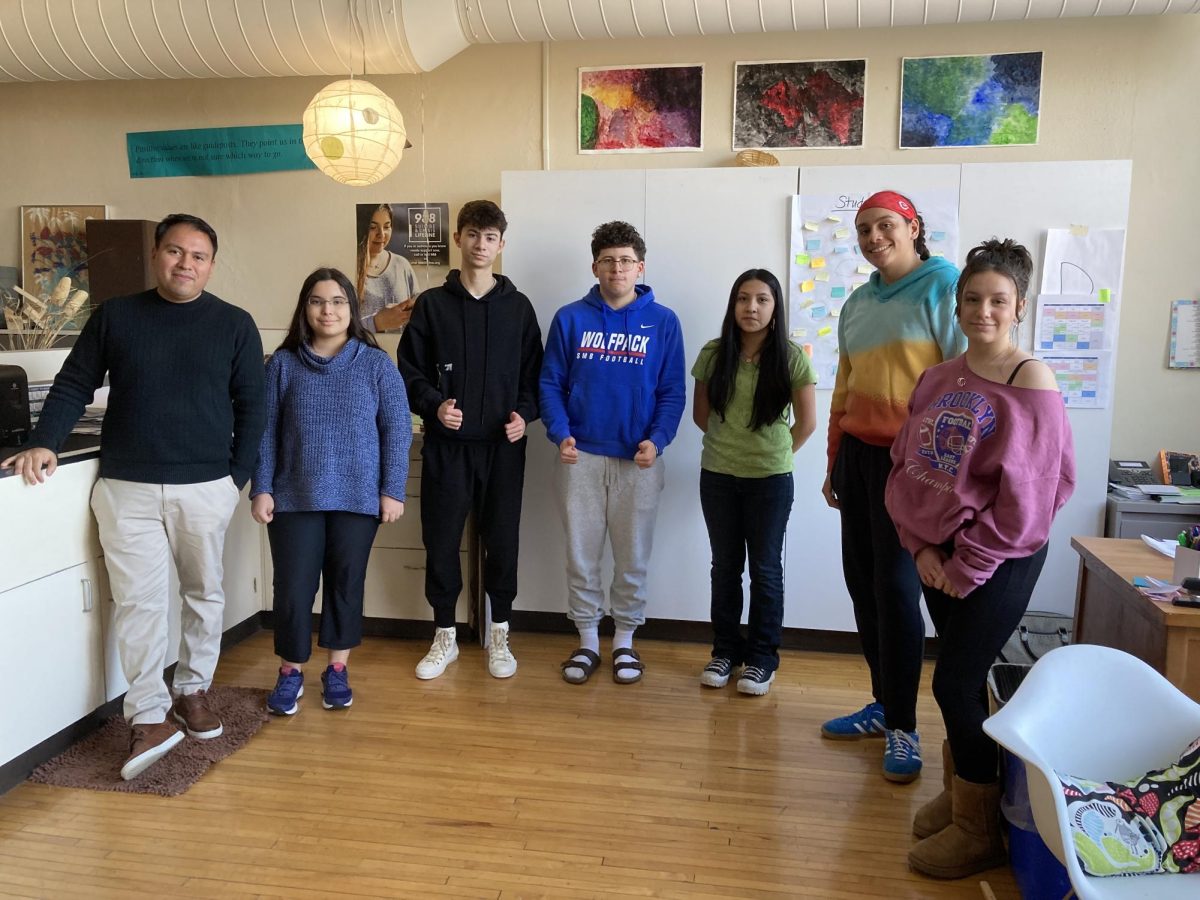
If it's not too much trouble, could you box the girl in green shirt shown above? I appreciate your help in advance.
[691,269,817,695]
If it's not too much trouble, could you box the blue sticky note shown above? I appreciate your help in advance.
[931,231,946,242]
[831,286,846,299]
[833,245,849,254]
[806,239,821,251]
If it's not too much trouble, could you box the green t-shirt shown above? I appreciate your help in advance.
[691,340,816,478]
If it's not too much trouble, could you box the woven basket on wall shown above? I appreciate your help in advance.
[735,149,780,167]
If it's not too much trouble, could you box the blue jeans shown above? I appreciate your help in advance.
[699,470,794,672]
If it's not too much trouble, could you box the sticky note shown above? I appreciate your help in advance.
[831,305,842,317]
[833,245,849,254]
[800,280,815,293]
[931,231,946,242]
[931,251,945,258]
[802,343,814,357]
[833,227,850,240]
[811,305,827,318]
[790,328,805,339]
[811,257,826,269]
[831,286,847,299]
[815,272,830,283]
[804,221,819,232]
[825,214,841,224]
[856,265,872,275]
[817,326,833,337]
[794,253,810,266]
[799,297,814,309]
[806,239,821,251]
[1099,288,1112,303]
[1070,224,1089,237]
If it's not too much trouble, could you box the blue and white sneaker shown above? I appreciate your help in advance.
[267,668,304,716]
[321,665,353,710]
[883,728,923,783]
[820,701,886,740]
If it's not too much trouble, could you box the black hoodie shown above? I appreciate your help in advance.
[398,270,543,443]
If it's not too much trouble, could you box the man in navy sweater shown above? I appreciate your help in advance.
[2,214,265,781]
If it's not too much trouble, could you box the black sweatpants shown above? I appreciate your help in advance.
[420,437,527,628]
[924,543,1048,784]
[268,510,380,663]
[830,434,926,732]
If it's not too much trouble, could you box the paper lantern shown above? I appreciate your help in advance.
[302,78,406,186]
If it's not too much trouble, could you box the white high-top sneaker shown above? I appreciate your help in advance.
[488,621,517,679]
[415,627,459,680]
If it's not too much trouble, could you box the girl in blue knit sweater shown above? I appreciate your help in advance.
[251,268,412,714]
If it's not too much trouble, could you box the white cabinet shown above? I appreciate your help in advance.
[0,559,107,767]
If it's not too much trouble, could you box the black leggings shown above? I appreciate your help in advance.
[832,434,925,732]
[924,543,1048,784]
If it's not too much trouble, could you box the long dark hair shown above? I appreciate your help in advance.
[706,269,792,431]
[356,203,392,300]
[278,267,379,353]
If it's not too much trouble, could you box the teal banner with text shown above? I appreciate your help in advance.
[127,124,315,178]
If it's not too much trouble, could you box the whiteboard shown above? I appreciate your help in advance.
[502,160,1130,633]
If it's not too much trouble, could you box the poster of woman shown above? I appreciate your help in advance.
[354,202,450,334]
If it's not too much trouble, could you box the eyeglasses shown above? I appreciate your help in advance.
[307,298,349,308]
[596,256,641,270]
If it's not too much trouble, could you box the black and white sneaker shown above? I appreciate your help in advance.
[700,657,736,688]
[736,666,775,696]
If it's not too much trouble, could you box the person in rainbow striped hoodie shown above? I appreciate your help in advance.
[818,190,965,784]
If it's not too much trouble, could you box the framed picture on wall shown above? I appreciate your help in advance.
[900,51,1043,148]
[733,59,866,150]
[18,205,106,332]
[579,64,704,153]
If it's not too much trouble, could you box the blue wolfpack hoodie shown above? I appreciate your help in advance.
[539,284,686,459]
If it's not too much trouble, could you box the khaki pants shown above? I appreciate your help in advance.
[91,476,240,725]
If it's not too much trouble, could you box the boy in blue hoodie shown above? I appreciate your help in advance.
[539,221,686,685]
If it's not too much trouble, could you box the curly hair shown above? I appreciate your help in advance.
[955,238,1034,319]
[590,221,646,260]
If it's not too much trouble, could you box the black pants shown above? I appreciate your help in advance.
[420,437,527,628]
[700,470,794,672]
[924,543,1048,784]
[267,510,380,663]
[831,434,925,732]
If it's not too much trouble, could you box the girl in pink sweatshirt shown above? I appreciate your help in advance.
[885,239,1075,881]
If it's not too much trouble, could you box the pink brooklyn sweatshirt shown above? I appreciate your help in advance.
[884,356,1076,597]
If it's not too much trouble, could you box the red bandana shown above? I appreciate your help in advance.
[857,190,918,222]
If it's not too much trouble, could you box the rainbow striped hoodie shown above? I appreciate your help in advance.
[826,256,964,471]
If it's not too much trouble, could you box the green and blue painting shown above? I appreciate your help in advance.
[900,52,1042,148]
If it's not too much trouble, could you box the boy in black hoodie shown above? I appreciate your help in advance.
[398,200,543,680]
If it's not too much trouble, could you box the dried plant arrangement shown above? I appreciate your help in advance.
[1,276,91,350]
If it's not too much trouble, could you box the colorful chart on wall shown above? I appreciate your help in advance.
[1037,352,1111,409]
[900,52,1042,148]
[789,185,960,387]
[579,64,704,153]
[1034,295,1116,352]
[733,59,865,150]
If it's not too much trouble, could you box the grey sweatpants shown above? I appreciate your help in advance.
[554,450,666,630]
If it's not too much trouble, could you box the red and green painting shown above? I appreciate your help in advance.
[579,64,703,153]
[733,60,866,150]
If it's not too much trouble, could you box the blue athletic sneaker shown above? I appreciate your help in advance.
[267,668,304,715]
[883,728,923,783]
[321,665,353,710]
[820,701,886,740]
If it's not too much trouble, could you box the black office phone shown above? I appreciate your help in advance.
[1109,459,1155,487]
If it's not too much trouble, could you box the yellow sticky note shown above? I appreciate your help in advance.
[1070,224,1089,237]
[811,257,826,269]
[826,214,841,224]
[1099,288,1112,303]
[831,306,842,317]
[856,265,872,275]
[817,326,833,337]
[792,328,807,338]
[794,253,810,266]
[815,272,830,283]
[833,227,850,240]
[803,221,820,232]
[799,297,814,309]
[800,280,816,293]
[931,250,946,258]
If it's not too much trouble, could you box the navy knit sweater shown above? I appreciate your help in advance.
[30,289,265,487]
[251,339,412,515]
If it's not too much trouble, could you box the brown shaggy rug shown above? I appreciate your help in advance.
[28,686,270,797]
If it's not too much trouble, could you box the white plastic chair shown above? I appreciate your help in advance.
[983,644,1200,899]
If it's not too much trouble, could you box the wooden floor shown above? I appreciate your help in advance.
[0,633,1022,899]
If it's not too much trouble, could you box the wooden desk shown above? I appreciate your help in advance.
[1072,536,1200,702]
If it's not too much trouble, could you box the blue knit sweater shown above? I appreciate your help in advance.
[251,339,412,515]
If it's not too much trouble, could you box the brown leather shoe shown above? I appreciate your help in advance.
[172,689,224,739]
[121,720,184,781]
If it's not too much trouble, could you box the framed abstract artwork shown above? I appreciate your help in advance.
[733,59,866,150]
[579,64,704,153]
[900,52,1043,148]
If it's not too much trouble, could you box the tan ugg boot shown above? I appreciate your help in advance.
[912,739,953,839]
[908,776,1007,879]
